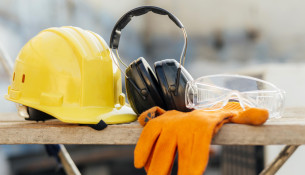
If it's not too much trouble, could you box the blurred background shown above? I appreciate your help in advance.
[0,0,305,174]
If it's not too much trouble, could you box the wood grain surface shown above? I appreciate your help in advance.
[0,108,304,145]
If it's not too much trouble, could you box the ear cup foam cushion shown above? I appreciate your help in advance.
[125,58,166,115]
[125,61,144,115]
[154,61,173,109]
[155,59,193,112]
[136,58,166,109]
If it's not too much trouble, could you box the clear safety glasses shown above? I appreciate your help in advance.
[186,74,285,118]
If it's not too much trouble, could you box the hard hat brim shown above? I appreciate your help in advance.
[5,95,138,124]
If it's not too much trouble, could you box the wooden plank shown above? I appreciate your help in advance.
[0,108,304,145]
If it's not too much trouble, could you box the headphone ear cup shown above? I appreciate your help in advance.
[125,58,166,115]
[125,62,143,115]
[155,59,193,112]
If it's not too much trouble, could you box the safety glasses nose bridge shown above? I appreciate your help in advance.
[222,91,255,110]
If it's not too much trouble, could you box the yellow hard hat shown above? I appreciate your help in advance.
[5,26,137,125]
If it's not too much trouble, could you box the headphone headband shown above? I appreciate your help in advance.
[109,6,184,49]
[110,6,187,68]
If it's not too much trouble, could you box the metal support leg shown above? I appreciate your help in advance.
[58,145,81,175]
[259,145,299,175]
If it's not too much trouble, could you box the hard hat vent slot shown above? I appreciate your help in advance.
[13,72,15,81]
[22,74,25,83]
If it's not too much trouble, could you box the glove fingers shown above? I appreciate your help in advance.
[231,108,269,125]
[144,139,155,172]
[147,133,177,175]
[191,132,214,174]
[177,133,194,175]
[178,131,214,175]
[134,122,161,168]
[145,145,176,175]
[184,114,231,174]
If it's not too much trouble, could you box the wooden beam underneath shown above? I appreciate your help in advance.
[0,108,304,145]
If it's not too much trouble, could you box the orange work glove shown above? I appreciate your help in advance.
[134,102,268,175]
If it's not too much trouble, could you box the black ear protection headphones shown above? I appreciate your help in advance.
[109,6,193,115]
